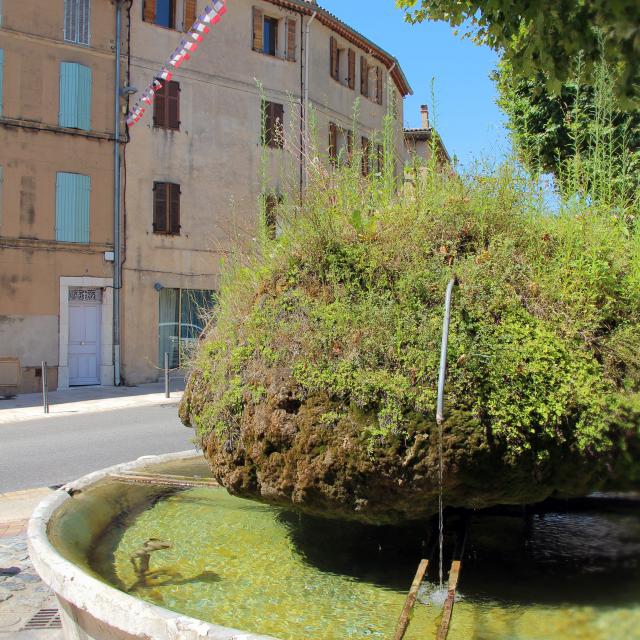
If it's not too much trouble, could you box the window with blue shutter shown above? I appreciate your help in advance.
[56,172,91,243]
[64,0,91,46]
[59,62,92,130]
[0,49,4,116]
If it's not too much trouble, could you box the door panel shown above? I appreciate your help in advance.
[69,302,100,385]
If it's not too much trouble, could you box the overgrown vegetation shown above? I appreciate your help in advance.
[182,75,639,486]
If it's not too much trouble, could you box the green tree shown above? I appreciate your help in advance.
[495,58,640,207]
[396,0,640,104]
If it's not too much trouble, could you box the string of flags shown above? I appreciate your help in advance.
[126,0,227,127]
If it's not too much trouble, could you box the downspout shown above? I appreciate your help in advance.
[113,0,125,386]
[303,10,317,190]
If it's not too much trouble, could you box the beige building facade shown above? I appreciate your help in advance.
[0,0,415,393]
[121,0,412,384]
[0,0,125,394]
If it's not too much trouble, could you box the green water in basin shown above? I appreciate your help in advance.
[87,482,640,640]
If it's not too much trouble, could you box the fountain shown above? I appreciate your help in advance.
[28,450,640,640]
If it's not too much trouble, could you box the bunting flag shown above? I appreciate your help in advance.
[125,0,227,127]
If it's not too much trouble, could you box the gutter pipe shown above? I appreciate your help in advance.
[113,0,124,386]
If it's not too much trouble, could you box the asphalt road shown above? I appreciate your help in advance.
[0,403,197,492]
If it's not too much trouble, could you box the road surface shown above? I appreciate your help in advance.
[0,403,197,492]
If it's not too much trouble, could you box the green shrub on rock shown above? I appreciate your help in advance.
[180,149,639,524]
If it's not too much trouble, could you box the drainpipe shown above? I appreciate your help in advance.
[113,0,125,386]
[303,10,317,188]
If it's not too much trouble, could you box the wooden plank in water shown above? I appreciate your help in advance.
[109,472,219,489]
[393,558,429,640]
[435,560,461,640]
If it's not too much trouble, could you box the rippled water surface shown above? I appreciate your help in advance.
[91,485,640,640]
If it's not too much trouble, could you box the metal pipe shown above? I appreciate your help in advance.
[41,361,49,414]
[436,278,456,425]
[303,10,318,188]
[113,0,124,386]
[436,276,456,589]
[164,352,170,398]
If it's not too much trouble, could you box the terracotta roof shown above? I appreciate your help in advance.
[263,0,413,97]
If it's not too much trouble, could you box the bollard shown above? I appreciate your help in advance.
[42,361,49,414]
[164,352,170,398]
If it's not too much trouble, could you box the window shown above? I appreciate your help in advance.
[375,66,384,105]
[159,288,216,368]
[360,56,369,97]
[347,49,356,90]
[330,37,340,82]
[153,182,181,235]
[262,100,284,149]
[285,18,297,62]
[361,136,370,176]
[263,16,278,56]
[264,193,283,240]
[329,122,338,164]
[59,63,92,131]
[64,0,91,46]
[153,81,180,130]
[144,0,176,29]
[56,173,90,243]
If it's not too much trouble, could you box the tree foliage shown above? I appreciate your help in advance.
[495,58,640,207]
[396,0,640,103]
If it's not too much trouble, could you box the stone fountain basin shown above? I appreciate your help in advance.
[27,451,278,640]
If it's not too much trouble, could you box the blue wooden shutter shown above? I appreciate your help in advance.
[0,49,4,116]
[59,62,92,130]
[56,172,91,243]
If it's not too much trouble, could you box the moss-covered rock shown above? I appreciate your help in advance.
[180,162,640,524]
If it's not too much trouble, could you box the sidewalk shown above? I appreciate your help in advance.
[0,380,185,425]
[0,488,61,638]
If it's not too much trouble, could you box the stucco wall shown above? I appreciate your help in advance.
[0,0,122,389]
[122,0,407,383]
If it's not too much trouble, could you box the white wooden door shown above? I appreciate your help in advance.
[68,299,101,386]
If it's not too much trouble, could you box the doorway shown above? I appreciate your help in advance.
[68,288,101,386]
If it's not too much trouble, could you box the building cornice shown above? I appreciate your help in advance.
[262,0,413,97]
[0,237,113,254]
[0,117,126,143]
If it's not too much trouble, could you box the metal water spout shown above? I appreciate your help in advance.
[436,277,457,589]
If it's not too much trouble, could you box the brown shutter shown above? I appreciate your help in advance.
[360,56,368,96]
[167,81,180,129]
[153,84,167,128]
[346,130,353,161]
[330,36,339,80]
[329,122,337,163]
[376,67,383,105]
[252,7,263,52]
[348,49,355,90]
[169,184,181,234]
[361,137,370,176]
[265,194,277,240]
[286,18,297,61]
[144,0,156,23]
[272,102,284,148]
[184,0,197,30]
[377,144,384,173]
[153,182,168,233]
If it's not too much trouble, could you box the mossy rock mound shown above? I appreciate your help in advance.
[180,166,640,524]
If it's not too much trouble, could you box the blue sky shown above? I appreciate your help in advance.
[319,0,510,165]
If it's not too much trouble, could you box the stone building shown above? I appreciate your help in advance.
[121,0,412,384]
[0,0,414,392]
[0,0,125,394]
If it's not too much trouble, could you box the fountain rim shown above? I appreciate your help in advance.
[27,450,279,640]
